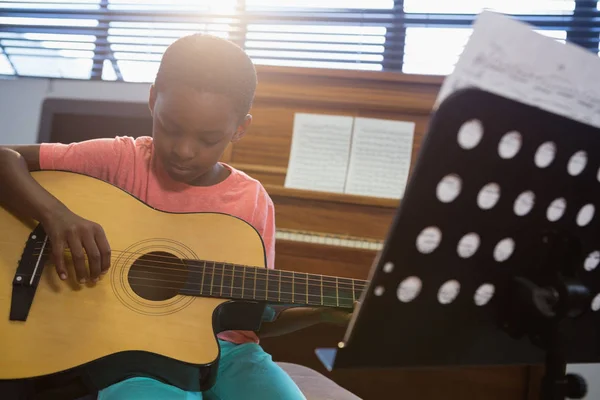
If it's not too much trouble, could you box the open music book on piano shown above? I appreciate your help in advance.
[284,113,415,199]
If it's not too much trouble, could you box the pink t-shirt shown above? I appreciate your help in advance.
[39,136,275,344]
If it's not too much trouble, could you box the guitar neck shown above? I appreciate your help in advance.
[180,260,365,309]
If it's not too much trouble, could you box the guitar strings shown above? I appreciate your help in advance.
[122,267,366,293]
[30,247,369,290]
[127,267,367,293]
[13,242,366,300]
[30,240,373,284]
[31,241,365,277]
[28,260,368,293]
[126,275,359,305]
[29,256,369,293]
[145,269,366,293]
[40,261,367,293]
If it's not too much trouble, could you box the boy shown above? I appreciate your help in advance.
[0,34,350,399]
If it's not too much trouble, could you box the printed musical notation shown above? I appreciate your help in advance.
[284,113,354,193]
[437,11,600,130]
[284,113,415,199]
[345,117,415,199]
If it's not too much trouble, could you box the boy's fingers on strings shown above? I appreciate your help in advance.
[94,225,111,274]
[50,238,68,281]
[82,230,102,282]
[67,232,89,284]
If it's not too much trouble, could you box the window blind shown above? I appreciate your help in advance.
[0,0,598,81]
[400,0,589,75]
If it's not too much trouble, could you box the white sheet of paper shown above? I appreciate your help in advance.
[344,118,415,199]
[436,11,600,129]
[284,113,354,193]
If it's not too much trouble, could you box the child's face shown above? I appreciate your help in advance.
[149,84,250,184]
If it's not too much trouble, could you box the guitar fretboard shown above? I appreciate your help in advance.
[181,261,363,309]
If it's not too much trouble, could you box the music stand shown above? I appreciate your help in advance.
[316,88,600,400]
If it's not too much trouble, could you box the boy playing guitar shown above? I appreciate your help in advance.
[0,34,351,400]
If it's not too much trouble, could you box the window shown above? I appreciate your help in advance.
[401,0,576,75]
[0,31,97,79]
[0,0,597,81]
[598,1,600,55]
[0,0,99,79]
[105,0,238,81]
[403,0,575,14]
[244,0,392,71]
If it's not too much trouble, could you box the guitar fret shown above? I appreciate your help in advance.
[280,271,293,304]
[242,266,246,299]
[211,263,223,297]
[266,269,280,303]
[278,270,282,302]
[210,262,216,296]
[265,269,269,300]
[292,272,295,303]
[336,277,339,307]
[255,268,267,301]
[294,273,308,305]
[321,276,338,307]
[352,279,356,302]
[222,263,233,298]
[243,266,255,301]
[230,265,235,298]
[219,263,224,296]
[253,268,257,299]
[337,277,355,308]
[201,261,214,296]
[307,278,321,306]
[306,275,309,303]
[232,265,243,299]
[321,275,323,306]
[200,261,206,295]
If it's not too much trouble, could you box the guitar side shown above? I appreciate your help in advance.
[0,171,267,392]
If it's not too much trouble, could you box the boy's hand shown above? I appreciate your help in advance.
[42,206,111,284]
[320,301,359,326]
[320,309,352,326]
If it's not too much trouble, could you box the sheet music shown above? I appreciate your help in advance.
[344,118,415,199]
[284,113,354,193]
[437,11,600,129]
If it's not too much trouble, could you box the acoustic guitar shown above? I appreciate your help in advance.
[0,171,366,393]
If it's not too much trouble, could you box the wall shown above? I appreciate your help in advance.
[0,77,150,145]
[0,78,47,144]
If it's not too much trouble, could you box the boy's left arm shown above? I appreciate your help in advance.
[255,190,354,337]
[258,306,352,338]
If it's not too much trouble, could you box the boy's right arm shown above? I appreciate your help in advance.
[0,146,111,283]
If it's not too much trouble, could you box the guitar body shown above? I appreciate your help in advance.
[0,171,267,394]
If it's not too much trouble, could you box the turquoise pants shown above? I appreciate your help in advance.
[97,340,306,400]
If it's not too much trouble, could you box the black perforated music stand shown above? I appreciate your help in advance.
[316,88,600,400]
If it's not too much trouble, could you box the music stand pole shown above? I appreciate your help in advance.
[508,273,589,399]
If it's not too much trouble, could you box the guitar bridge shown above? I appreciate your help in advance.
[10,224,49,321]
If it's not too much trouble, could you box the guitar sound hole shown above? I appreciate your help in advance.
[128,251,188,301]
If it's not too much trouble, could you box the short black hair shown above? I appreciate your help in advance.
[155,34,257,118]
